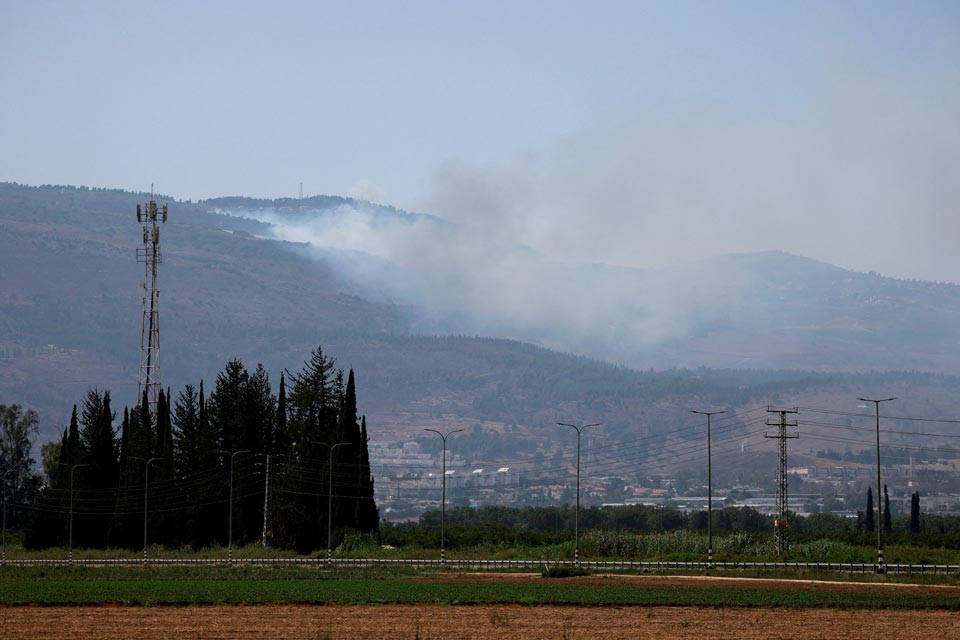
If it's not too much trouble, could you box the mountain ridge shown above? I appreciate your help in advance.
[2,182,959,454]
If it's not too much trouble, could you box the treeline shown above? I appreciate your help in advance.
[381,503,960,551]
[21,346,378,552]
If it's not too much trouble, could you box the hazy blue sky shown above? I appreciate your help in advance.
[2,1,958,280]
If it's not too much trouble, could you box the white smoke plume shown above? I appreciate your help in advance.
[217,38,959,368]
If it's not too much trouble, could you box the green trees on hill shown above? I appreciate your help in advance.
[22,345,379,552]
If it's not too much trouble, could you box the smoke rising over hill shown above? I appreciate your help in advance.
[217,200,960,372]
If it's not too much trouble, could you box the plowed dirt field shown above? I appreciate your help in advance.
[1,604,957,639]
[3,574,958,639]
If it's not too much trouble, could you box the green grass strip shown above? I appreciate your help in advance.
[1,580,958,609]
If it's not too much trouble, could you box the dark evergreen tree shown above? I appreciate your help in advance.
[172,384,201,546]
[335,369,360,531]
[65,405,81,474]
[118,407,129,476]
[206,360,275,546]
[274,373,288,455]
[159,388,174,478]
[173,385,200,480]
[865,487,875,533]
[285,346,337,449]
[108,407,134,547]
[276,346,340,552]
[113,392,154,549]
[883,484,892,534]
[76,388,118,547]
[357,415,379,534]
[189,379,220,548]
[910,491,921,534]
[151,388,174,544]
[139,389,151,455]
[238,364,274,544]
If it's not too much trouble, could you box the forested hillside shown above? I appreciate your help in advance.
[2,182,960,464]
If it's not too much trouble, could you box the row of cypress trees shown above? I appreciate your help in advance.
[26,346,378,552]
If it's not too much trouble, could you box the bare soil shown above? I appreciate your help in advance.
[3,575,959,639]
[2,604,958,639]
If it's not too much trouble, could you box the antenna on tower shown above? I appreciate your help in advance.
[136,194,168,423]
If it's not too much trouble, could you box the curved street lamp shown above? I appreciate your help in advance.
[211,450,249,562]
[130,456,164,564]
[557,422,600,566]
[309,441,351,563]
[425,428,464,564]
[58,462,89,564]
[691,410,725,566]
[859,397,896,570]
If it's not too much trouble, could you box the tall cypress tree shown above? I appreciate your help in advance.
[66,405,80,470]
[909,491,921,533]
[138,388,152,459]
[192,379,220,548]
[172,384,200,546]
[78,388,118,547]
[274,373,288,455]
[151,389,173,545]
[108,407,133,547]
[883,484,892,534]
[865,487,875,533]
[336,369,360,531]
[357,415,379,534]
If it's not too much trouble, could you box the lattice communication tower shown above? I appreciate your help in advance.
[136,198,167,421]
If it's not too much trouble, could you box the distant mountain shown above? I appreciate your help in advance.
[209,193,960,373]
[2,182,959,459]
[642,251,960,371]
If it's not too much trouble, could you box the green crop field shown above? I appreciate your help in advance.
[1,573,958,609]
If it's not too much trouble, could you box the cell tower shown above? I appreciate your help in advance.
[765,407,799,558]
[136,195,168,421]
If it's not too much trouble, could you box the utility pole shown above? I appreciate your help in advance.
[130,457,164,564]
[58,463,89,565]
[859,397,896,571]
[425,428,464,565]
[311,442,350,563]
[764,407,799,558]
[691,410,725,567]
[557,422,601,566]
[1,471,7,566]
[212,450,249,562]
[261,454,271,547]
[135,198,167,422]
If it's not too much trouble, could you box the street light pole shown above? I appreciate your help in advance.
[1,470,6,566]
[58,462,89,564]
[309,441,351,563]
[425,428,464,565]
[557,422,600,566]
[691,410,726,567]
[859,397,896,570]
[130,456,164,564]
[212,450,249,562]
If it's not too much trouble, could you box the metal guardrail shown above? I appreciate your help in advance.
[2,557,959,574]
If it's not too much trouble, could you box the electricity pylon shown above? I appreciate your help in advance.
[765,406,799,558]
